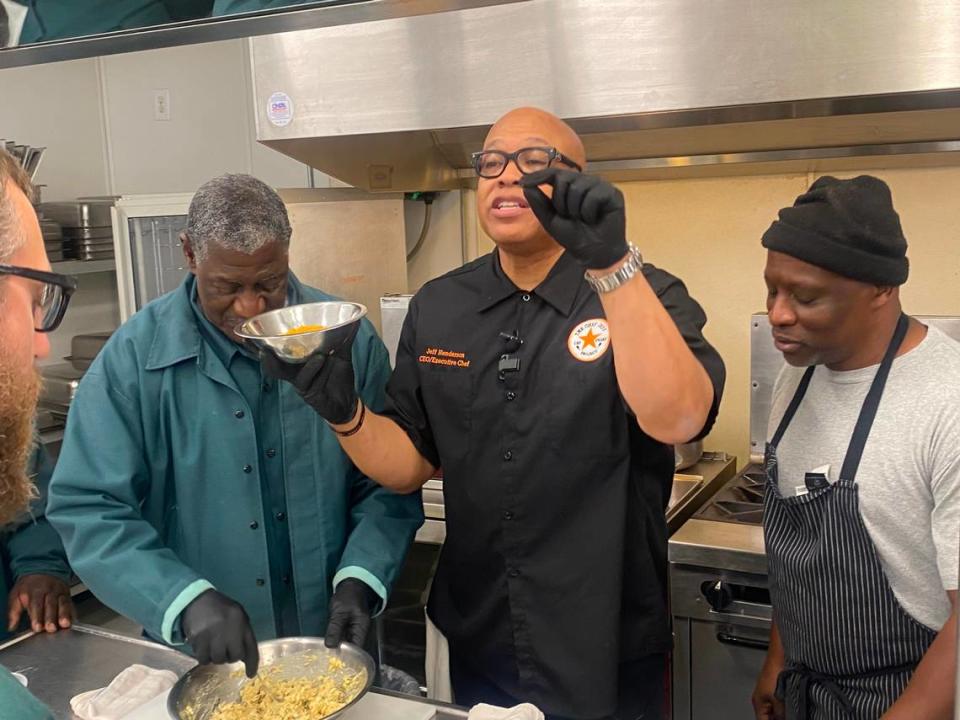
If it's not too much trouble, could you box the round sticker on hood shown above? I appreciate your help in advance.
[267,92,294,127]
[568,318,610,362]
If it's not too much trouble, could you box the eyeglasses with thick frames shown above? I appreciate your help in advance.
[0,264,77,332]
[471,146,583,179]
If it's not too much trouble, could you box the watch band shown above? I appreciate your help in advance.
[585,244,644,294]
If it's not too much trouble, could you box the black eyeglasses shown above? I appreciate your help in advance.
[471,146,583,179]
[0,264,77,332]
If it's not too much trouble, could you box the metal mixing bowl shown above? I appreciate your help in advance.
[167,638,375,720]
[235,301,367,364]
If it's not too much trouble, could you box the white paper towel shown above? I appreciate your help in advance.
[71,665,178,720]
[468,703,545,720]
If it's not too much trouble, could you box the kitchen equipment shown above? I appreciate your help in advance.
[35,409,63,433]
[74,248,116,261]
[236,301,367,363]
[381,295,413,368]
[71,331,112,363]
[41,406,69,425]
[674,440,703,470]
[167,638,375,720]
[669,314,960,720]
[41,200,114,228]
[39,363,83,405]
[62,226,113,240]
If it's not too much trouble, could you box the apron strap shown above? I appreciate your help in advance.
[776,659,918,719]
[839,314,910,482]
[770,365,817,447]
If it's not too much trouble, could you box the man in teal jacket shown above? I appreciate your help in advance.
[48,174,423,677]
[0,146,79,718]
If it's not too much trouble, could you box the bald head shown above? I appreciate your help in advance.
[484,107,586,168]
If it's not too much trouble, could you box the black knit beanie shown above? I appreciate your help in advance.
[761,175,909,286]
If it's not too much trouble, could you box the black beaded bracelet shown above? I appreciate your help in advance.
[333,401,366,437]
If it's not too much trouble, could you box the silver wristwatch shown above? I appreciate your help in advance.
[584,243,644,294]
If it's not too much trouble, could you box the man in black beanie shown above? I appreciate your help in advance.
[751,176,958,720]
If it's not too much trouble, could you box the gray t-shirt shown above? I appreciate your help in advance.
[768,324,960,631]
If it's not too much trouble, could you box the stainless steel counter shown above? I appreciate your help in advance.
[668,517,767,576]
[666,453,737,535]
[0,625,195,719]
[0,624,469,720]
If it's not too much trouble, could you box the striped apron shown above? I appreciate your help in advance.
[763,314,937,719]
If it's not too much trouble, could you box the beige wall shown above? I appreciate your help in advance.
[472,165,960,467]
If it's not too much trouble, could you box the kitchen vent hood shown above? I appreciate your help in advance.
[250,0,960,191]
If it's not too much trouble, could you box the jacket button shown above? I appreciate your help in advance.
[521,294,531,302]
[262,381,271,392]
[275,512,286,521]
[266,448,277,458]
[282,575,291,585]
[234,409,245,419]
[503,450,513,461]
[503,510,514,520]
[243,464,253,474]
[256,578,265,587]
[249,521,259,529]
[506,392,516,401]
[507,567,520,578]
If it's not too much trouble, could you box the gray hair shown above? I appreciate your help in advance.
[185,174,291,264]
[0,148,33,264]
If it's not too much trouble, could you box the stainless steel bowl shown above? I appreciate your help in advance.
[167,638,375,720]
[235,301,367,364]
[674,440,704,471]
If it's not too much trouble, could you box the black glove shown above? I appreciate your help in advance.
[520,168,629,270]
[324,578,377,648]
[259,329,359,425]
[181,589,260,678]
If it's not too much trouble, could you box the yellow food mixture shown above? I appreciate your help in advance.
[283,324,326,336]
[209,658,363,720]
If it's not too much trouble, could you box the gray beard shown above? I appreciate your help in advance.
[0,352,40,526]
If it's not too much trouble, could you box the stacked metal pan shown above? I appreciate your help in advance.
[40,200,116,261]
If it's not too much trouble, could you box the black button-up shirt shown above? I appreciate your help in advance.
[384,250,724,718]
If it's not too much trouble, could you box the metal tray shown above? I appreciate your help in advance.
[40,201,114,228]
[65,239,114,251]
[74,250,116,261]
[71,332,112,361]
[39,364,83,405]
[61,226,113,240]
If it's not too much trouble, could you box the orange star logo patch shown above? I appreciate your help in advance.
[567,318,610,362]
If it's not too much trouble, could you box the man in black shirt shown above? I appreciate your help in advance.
[265,107,725,719]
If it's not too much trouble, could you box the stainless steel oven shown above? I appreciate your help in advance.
[670,467,771,720]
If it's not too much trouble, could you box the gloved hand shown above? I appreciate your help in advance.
[520,168,629,270]
[181,589,259,678]
[325,578,377,648]
[259,328,360,425]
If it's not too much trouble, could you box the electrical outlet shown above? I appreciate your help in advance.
[153,89,171,121]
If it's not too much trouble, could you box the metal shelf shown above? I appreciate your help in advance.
[51,259,115,275]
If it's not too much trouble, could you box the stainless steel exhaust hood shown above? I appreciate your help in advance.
[250,0,960,191]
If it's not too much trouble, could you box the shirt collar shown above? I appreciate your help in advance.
[476,249,584,317]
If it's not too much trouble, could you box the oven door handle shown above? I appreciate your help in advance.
[716,631,770,651]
